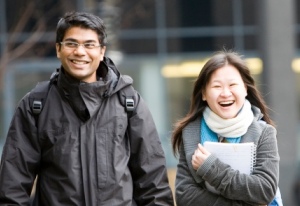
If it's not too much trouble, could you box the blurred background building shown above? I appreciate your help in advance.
[0,0,299,205]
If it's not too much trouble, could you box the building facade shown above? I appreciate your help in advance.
[0,0,299,205]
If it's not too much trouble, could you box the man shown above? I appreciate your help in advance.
[0,11,174,206]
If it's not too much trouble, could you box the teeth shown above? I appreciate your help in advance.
[220,101,234,105]
[219,101,234,107]
[72,60,88,64]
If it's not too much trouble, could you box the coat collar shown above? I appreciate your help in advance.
[55,57,130,122]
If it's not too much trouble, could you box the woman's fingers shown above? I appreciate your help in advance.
[198,143,211,155]
[192,144,211,170]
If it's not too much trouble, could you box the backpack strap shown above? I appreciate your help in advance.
[118,85,137,118]
[29,81,51,115]
[28,81,51,126]
[28,70,59,125]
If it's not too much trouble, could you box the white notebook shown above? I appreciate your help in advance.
[203,142,257,194]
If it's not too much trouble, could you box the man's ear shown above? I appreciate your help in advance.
[56,43,61,58]
[100,46,106,56]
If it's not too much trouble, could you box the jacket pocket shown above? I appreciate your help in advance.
[95,129,108,189]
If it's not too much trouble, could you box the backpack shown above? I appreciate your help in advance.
[28,72,137,206]
[28,71,137,124]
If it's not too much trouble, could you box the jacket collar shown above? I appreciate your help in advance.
[55,57,125,122]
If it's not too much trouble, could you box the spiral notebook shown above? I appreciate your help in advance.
[203,142,257,194]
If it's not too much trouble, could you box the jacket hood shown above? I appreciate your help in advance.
[56,57,133,122]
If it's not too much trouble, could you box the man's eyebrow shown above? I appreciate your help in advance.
[63,38,98,43]
[63,38,77,42]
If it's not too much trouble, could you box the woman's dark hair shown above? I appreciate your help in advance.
[171,50,275,155]
[56,11,107,46]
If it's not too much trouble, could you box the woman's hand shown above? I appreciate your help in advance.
[192,143,211,170]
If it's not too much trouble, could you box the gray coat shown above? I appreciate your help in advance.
[175,106,279,206]
[0,57,174,206]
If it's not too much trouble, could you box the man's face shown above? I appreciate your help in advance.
[56,26,106,83]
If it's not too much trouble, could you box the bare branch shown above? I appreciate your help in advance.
[0,1,46,88]
[7,1,36,43]
[8,19,46,62]
[0,1,37,84]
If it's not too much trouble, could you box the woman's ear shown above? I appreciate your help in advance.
[202,93,206,101]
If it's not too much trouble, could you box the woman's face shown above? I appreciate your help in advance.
[202,65,247,119]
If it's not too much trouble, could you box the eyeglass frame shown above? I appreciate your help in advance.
[60,41,102,50]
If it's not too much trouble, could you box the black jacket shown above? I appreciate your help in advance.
[0,57,174,206]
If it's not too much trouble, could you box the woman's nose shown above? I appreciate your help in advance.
[220,87,232,96]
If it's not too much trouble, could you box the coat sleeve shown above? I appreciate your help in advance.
[0,94,40,205]
[127,94,174,206]
[197,124,279,205]
[175,144,252,206]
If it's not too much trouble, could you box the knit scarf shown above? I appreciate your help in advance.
[203,100,254,138]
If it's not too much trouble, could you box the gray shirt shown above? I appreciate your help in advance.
[175,106,279,206]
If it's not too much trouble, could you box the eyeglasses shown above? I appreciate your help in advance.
[60,41,101,50]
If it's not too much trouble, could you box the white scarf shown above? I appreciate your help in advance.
[203,100,254,138]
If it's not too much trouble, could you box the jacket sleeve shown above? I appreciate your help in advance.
[175,144,252,206]
[0,94,40,205]
[127,94,174,206]
[197,124,279,205]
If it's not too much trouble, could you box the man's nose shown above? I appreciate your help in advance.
[73,45,86,54]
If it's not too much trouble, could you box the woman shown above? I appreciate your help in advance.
[172,50,282,206]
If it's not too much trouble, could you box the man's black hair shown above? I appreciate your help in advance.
[56,11,107,46]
